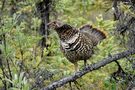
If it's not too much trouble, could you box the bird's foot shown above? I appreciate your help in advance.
[74,63,79,72]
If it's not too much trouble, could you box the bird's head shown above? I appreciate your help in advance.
[47,20,64,30]
[47,20,73,34]
[48,20,77,40]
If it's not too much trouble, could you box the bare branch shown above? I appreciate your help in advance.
[41,49,135,90]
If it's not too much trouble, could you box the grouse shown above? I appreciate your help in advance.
[48,21,106,71]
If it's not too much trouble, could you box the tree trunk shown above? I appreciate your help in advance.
[36,0,51,57]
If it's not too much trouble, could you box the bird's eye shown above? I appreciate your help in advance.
[53,21,56,24]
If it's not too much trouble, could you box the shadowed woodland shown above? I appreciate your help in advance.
[0,0,135,90]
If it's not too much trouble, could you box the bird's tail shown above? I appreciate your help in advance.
[91,27,106,41]
[80,25,107,45]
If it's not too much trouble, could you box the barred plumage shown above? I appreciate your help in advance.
[48,21,106,71]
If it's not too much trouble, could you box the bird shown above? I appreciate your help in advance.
[47,20,106,71]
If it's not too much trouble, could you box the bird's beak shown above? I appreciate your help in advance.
[47,22,51,27]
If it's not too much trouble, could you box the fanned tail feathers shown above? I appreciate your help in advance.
[80,24,106,45]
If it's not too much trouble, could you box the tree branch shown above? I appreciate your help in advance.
[41,49,135,90]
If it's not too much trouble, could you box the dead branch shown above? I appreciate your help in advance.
[41,49,135,90]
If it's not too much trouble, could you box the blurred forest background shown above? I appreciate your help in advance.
[0,0,135,90]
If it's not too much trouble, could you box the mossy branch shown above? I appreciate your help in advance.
[41,49,135,90]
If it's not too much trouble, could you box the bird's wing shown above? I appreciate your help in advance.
[60,33,80,51]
